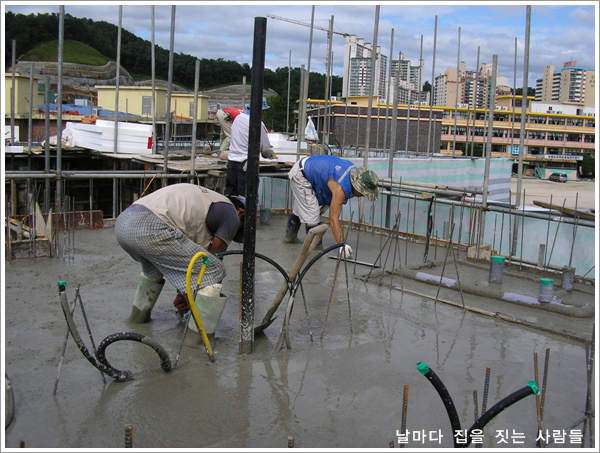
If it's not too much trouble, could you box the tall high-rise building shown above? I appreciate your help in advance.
[387,52,425,104]
[434,62,508,109]
[535,61,595,107]
[342,35,387,100]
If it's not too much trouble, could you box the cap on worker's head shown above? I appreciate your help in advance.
[227,194,246,209]
[350,167,380,201]
[227,195,246,243]
[245,97,270,111]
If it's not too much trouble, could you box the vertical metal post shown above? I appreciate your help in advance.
[383,28,394,153]
[44,75,51,212]
[56,7,64,209]
[112,6,122,219]
[28,64,34,153]
[511,38,518,153]
[426,16,438,156]
[512,5,531,256]
[151,5,157,154]
[286,50,291,133]
[163,5,176,186]
[482,55,497,211]
[469,47,480,157]
[452,27,461,157]
[323,16,334,146]
[416,35,424,154]
[11,40,16,146]
[359,5,380,223]
[296,64,306,156]
[240,16,267,354]
[385,51,401,229]
[190,59,200,181]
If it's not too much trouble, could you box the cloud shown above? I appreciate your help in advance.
[4,2,596,88]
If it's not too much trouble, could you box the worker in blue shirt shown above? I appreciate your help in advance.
[283,155,380,258]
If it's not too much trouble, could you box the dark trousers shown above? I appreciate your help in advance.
[225,160,247,197]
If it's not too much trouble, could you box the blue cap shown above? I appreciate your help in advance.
[246,97,269,111]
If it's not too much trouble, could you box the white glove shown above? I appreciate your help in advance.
[338,244,353,260]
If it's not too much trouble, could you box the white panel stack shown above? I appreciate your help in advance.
[66,120,152,154]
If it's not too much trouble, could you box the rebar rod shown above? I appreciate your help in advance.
[546,198,567,271]
[519,189,525,270]
[473,389,479,423]
[75,287,106,384]
[544,195,553,268]
[568,193,580,268]
[434,223,454,303]
[540,348,550,421]
[449,224,465,309]
[534,351,544,447]
[53,285,79,395]
[400,385,409,448]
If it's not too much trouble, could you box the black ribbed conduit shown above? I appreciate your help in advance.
[416,362,539,448]
[58,282,172,382]
[461,384,537,447]
[416,362,462,447]
[217,250,292,287]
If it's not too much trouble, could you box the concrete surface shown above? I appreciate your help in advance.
[3,214,596,449]
[510,177,595,211]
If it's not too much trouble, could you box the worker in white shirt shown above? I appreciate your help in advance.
[225,97,275,198]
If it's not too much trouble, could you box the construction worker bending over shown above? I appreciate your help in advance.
[115,183,245,332]
[225,97,275,198]
[283,155,380,258]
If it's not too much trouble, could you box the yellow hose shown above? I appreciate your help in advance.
[186,252,215,361]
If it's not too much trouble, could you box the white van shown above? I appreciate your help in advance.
[548,172,567,183]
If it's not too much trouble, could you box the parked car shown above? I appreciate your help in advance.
[548,172,567,183]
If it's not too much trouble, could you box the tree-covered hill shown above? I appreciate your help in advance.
[5,11,342,101]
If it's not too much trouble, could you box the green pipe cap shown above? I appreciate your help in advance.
[527,380,540,394]
[491,256,506,264]
[540,278,553,286]
[416,362,430,375]
[57,281,67,291]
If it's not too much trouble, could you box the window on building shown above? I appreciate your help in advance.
[493,114,508,122]
[529,146,543,155]
[585,119,595,127]
[512,130,520,139]
[442,111,451,119]
[548,117,565,125]
[142,96,151,115]
[566,133,582,142]
[584,135,595,143]
[512,115,521,123]
[473,128,485,136]
[547,147,562,155]
[547,132,564,141]
[528,131,545,140]
[567,118,583,127]
[529,116,546,124]
[451,127,467,136]
[441,126,449,134]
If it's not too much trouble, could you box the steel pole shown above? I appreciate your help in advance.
[240,16,267,354]
[512,5,531,256]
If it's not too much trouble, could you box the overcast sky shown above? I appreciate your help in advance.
[3,2,598,89]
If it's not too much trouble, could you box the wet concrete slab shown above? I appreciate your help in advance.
[3,214,596,449]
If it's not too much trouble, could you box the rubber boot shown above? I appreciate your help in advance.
[126,273,165,324]
[283,212,301,244]
[188,283,228,335]
[306,223,324,250]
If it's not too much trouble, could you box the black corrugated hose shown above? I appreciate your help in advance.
[416,362,539,448]
[58,282,172,382]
